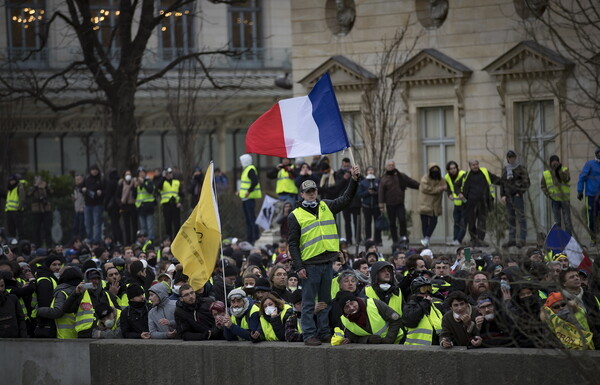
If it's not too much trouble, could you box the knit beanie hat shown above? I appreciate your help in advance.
[44,254,64,268]
[126,284,145,300]
[130,260,145,277]
[549,155,560,163]
[545,292,564,308]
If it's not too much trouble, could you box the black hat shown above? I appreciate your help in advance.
[44,254,64,268]
[335,291,357,309]
[95,303,112,320]
[130,260,145,277]
[224,264,239,278]
[549,155,560,163]
[255,277,271,292]
[85,269,102,280]
[126,284,145,300]
[506,150,517,158]
[93,247,106,258]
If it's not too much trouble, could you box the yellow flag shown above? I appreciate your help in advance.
[171,162,221,291]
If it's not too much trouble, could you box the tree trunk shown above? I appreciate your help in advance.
[110,79,138,172]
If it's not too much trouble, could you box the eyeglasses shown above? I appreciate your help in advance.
[551,302,567,310]
[274,272,287,277]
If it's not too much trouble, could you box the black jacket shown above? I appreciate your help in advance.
[120,302,151,338]
[174,298,221,341]
[0,292,27,338]
[83,170,105,206]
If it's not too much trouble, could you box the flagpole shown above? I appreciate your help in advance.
[347,147,356,167]
[210,160,228,314]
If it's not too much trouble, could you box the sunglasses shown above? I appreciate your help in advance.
[418,286,432,294]
[551,302,567,311]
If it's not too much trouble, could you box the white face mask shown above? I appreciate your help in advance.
[125,175,132,182]
[366,174,376,179]
[104,319,115,328]
[484,313,495,321]
[231,307,244,317]
[265,306,277,316]
[172,285,181,295]
[379,283,391,291]
[54,272,60,279]
[245,284,255,289]
[453,312,462,320]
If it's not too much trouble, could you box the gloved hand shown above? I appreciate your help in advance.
[367,335,383,344]
[578,193,584,201]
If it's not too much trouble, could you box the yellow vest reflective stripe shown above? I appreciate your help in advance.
[31,276,57,318]
[331,275,341,299]
[341,298,403,343]
[365,286,403,316]
[75,290,116,333]
[292,202,339,261]
[5,186,22,211]
[117,292,129,308]
[231,303,260,339]
[52,290,78,339]
[239,165,262,199]
[276,168,298,195]
[6,288,29,321]
[444,170,466,206]
[405,305,443,345]
[160,179,180,204]
[463,167,495,199]
[135,185,155,208]
[543,168,570,201]
[259,304,292,341]
[331,326,346,345]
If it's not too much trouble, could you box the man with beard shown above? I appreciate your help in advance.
[474,293,513,347]
[105,266,128,308]
[222,289,261,342]
[175,284,221,341]
[62,268,118,338]
[467,272,491,306]
[418,163,447,247]
[335,291,403,344]
[378,160,420,244]
[365,261,403,316]
[120,284,151,339]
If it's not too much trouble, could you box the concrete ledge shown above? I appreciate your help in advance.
[0,339,91,385]
[89,341,600,385]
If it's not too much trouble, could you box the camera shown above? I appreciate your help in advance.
[2,244,10,256]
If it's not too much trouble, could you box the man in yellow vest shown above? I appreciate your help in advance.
[457,160,500,247]
[267,158,298,205]
[239,154,262,244]
[288,165,360,346]
[335,291,403,344]
[156,167,183,239]
[4,174,26,239]
[445,161,467,246]
[134,167,156,240]
[541,155,572,234]
[402,276,443,345]
[365,261,403,316]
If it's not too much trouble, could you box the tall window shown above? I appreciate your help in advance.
[229,0,262,62]
[516,100,555,235]
[420,106,455,241]
[6,0,47,65]
[159,1,195,62]
[89,0,120,51]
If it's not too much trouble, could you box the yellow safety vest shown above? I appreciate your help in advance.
[340,298,403,343]
[331,326,346,345]
[6,288,29,321]
[239,165,262,199]
[404,304,443,345]
[276,168,298,195]
[331,275,341,299]
[444,170,467,206]
[292,201,339,261]
[259,304,292,341]
[543,168,570,201]
[135,185,155,208]
[365,286,403,316]
[31,276,57,318]
[160,179,181,204]
[231,303,260,338]
[5,185,22,211]
[463,167,495,199]
[75,290,116,333]
[51,290,78,339]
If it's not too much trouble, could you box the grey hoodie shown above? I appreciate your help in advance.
[148,283,177,339]
[36,282,77,319]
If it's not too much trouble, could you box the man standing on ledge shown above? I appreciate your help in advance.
[239,154,262,245]
[288,164,361,346]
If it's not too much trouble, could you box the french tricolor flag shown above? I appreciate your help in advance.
[246,72,350,158]
[544,224,593,272]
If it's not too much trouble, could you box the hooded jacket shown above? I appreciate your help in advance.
[366,261,403,314]
[418,163,445,216]
[147,283,177,339]
[84,165,104,206]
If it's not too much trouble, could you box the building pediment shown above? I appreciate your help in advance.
[483,40,573,79]
[298,55,376,91]
[390,49,472,85]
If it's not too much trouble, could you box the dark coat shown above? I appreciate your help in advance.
[120,302,151,338]
[175,298,221,341]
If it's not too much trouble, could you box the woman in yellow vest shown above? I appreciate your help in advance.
[258,292,293,341]
[335,291,404,344]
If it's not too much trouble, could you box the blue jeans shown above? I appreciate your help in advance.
[242,199,259,244]
[72,211,86,239]
[453,205,466,242]
[551,200,572,235]
[506,195,526,242]
[138,213,154,240]
[84,205,103,243]
[300,263,333,339]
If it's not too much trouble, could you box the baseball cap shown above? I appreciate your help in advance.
[301,180,317,192]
